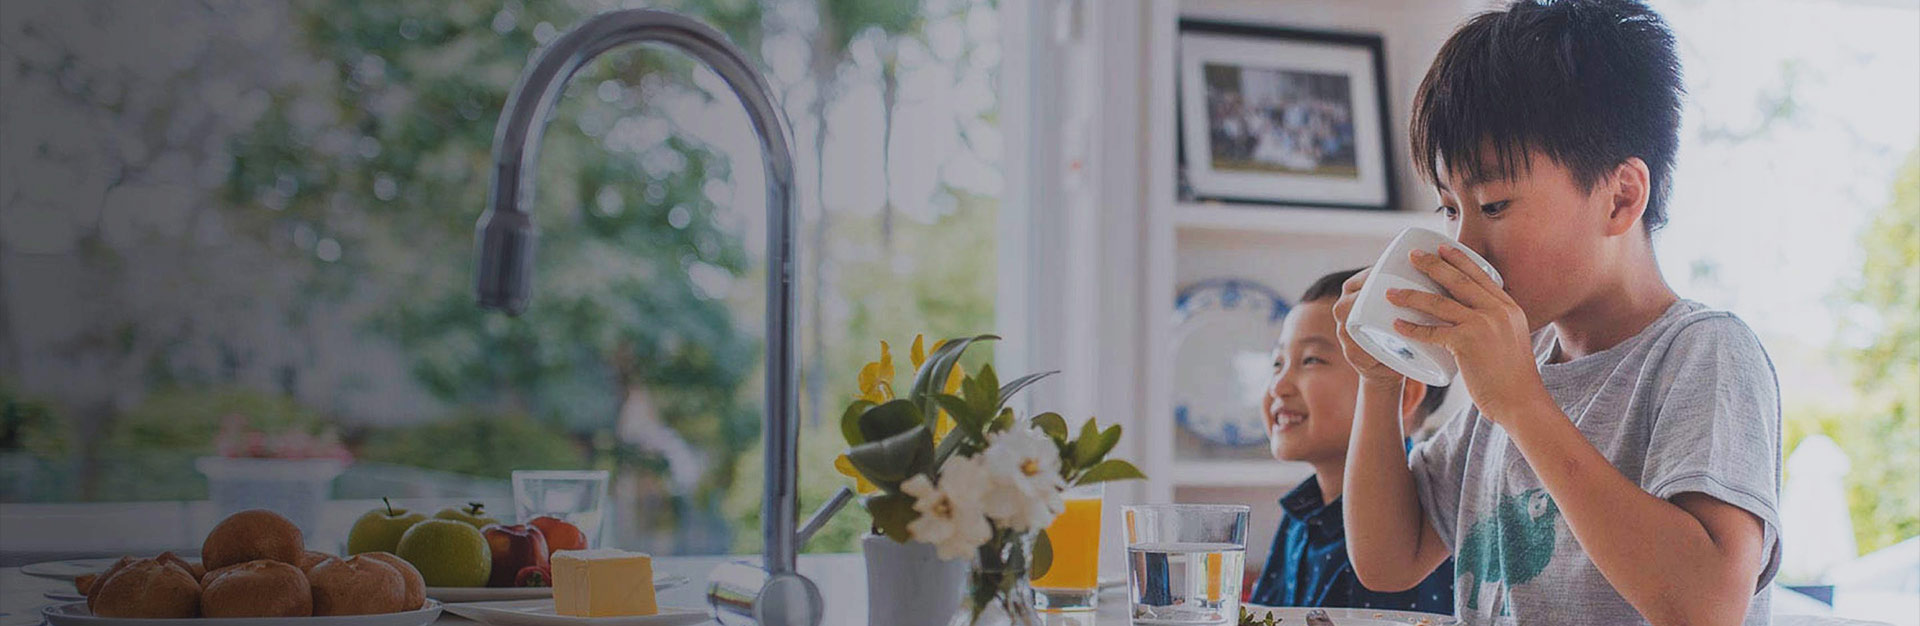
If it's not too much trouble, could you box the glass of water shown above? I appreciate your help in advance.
[511,470,610,547]
[1123,504,1250,625]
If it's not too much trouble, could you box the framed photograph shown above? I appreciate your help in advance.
[1178,20,1395,210]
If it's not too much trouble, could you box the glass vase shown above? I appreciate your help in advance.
[949,531,1041,626]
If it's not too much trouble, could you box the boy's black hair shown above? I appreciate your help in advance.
[1411,0,1683,231]
[1298,268,1450,419]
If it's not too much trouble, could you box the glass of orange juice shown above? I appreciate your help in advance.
[1032,483,1104,612]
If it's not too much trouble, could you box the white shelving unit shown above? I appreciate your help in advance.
[1174,201,1428,239]
[1140,0,1441,519]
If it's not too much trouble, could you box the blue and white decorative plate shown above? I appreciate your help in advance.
[1173,279,1290,447]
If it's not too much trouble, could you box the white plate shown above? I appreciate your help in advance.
[22,558,127,581]
[1239,605,1460,625]
[427,574,687,603]
[441,600,706,626]
[1172,279,1291,446]
[41,601,443,626]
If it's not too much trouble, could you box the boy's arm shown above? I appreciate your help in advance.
[1392,246,1769,626]
[1342,378,1452,591]
[1501,408,1769,626]
[1330,271,1452,591]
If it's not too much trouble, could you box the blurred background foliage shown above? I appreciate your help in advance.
[0,0,1000,555]
[1783,147,1920,555]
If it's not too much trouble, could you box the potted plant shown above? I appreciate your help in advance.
[835,334,1145,626]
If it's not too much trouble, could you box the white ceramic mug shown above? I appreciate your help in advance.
[1345,227,1504,387]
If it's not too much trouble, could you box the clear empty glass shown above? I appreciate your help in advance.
[511,469,610,548]
[1123,504,1250,625]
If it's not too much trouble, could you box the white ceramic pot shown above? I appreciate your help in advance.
[863,533,969,626]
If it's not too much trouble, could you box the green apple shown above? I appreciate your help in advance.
[347,497,427,555]
[396,519,491,587]
[433,502,499,529]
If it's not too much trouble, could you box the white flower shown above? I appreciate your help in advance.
[979,426,1068,531]
[902,456,994,560]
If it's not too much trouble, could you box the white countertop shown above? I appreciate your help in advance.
[1,554,1137,626]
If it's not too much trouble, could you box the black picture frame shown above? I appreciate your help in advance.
[1177,19,1397,212]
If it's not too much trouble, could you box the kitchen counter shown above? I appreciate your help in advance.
[1,554,1133,626]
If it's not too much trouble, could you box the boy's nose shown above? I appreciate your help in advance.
[1268,367,1299,399]
[1453,223,1492,258]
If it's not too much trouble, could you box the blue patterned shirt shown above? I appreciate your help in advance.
[1249,475,1455,614]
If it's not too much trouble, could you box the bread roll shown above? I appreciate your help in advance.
[357,552,427,610]
[202,560,312,617]
[83,557,134,608]
[154,551,205,580]
[298,550,339,571]
[308,555,410,616]
[202,509,304,571]
[88,558,199,618]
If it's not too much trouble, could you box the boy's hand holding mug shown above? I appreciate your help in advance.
[1387,245,1549,425]
[1332,228,1552,427]
[1330,268,1411,389]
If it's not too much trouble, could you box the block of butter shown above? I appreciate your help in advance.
[551,549,659,617]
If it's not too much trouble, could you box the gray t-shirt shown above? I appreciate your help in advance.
[1409,300,1783,625]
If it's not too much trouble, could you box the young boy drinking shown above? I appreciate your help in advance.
[1336,1,1782,624]
[1248,269,1454,612]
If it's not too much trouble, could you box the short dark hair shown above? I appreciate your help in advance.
[1297,268,1451,419]
[1300,268,1362,305]
[1410,0,1683,231]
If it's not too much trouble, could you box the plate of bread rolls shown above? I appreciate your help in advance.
[41,509,442,626]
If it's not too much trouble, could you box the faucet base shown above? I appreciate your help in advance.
[707,561,824,626]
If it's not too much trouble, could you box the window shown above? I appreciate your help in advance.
[0,0,1003,557]
[1651,0,1918,612]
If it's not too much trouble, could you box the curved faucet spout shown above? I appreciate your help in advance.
[472,10,809,623]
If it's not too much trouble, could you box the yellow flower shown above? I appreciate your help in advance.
[856,341,895,404]
[834,453,878,495]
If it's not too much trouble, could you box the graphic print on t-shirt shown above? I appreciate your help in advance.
[1457,488,1560,615]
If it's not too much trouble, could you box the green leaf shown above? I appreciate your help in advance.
[994,370,1057,412]
[1088,424,1123,464]
[1030,412,1069,442]
[973,363,1000,415]
[909,334,998,414]
[1073,459,1147,485]
[840,400,876,446]
[865,492,918,543]
[846,425,934,490]
[988,407,1014,433]
[858,399,924,443]
[932,393,985,441]
[1070,418,1102,466]
[933,427,975,467]
[1031,529,1054,580]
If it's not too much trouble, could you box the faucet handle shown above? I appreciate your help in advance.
[795,487,856,549]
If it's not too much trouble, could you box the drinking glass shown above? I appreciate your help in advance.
[511,470,610,548]
[1122,504,1250,625]
[1031,483,1104,612]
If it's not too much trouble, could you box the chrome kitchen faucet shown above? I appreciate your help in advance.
[473,9,850,626]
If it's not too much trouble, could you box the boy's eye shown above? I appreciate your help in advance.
[1435,205,1459,220]
[1480,200,1510,216]
[1302,356,1327,366]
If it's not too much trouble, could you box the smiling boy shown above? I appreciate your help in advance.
[1249,269,1455,612]
[1335,1,1783,625]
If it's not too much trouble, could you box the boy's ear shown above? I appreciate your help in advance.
[1397,381,1428,424]
[1603,157,1652,237]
